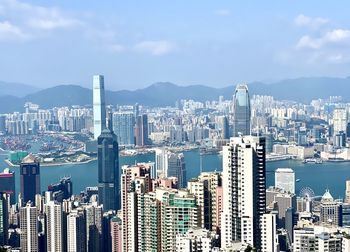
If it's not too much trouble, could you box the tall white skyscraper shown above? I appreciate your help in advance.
[260,213,279,252]
[222,136,266,249]
[45,201,63,252]
[20,203,38,252]
[93,75,106,139]
[275,168,295,194]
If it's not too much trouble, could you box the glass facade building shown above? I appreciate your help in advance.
[233,84,251,136]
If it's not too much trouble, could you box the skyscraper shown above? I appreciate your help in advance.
[222,136,266,249]
[112,112,135,145]
[97,129,119,211]
[333,107,348,136]
[85,203,103,252]
[345,180,350,203]
[45,201,63,252]
[20,202,38,252]
[134,114,149,146]
[275,168,295,194]
[233,84,251,136]
[67,210,86,252]
[0,193,9,246]
[93,75,106,139]
[0,168,15,204]
[20,154,40,203]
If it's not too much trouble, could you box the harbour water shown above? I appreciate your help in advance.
[1,149,350,200]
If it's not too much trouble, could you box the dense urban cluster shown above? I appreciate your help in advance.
[2,75,350,252]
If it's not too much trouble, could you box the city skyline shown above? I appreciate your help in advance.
[1,1,350,89]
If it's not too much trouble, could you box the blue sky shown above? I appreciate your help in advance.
[1,0,350,90]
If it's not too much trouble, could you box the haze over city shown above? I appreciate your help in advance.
[1,0,350,89]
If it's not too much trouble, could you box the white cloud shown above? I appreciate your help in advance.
[215,9,231,16]
[109,44,126,53]
[0,21,28,40]
[294,14,329,29]
[134,40,176,56]
[0,0,83,40]
[296,29,350,49]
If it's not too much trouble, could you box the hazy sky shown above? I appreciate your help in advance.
[1,0,350,90]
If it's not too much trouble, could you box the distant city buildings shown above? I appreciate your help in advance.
[0,168,15,204]
[112,112,135,145]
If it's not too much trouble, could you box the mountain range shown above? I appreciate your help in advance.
[0,76,350,113]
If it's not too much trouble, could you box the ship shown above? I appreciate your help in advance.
[303,158,323,164]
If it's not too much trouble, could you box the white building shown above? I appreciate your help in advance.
[275,168,295,194]
[93,75,106,139]
[20,203,38,252]
[45,201,63,252]
[260,213,279,252]
[222,136,266,249]
[67,210,86,252]
[333,108,348,136]
[176,228,217,252]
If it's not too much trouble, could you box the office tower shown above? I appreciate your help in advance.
[345,180,350,203]
[20,154,40,203]
[47,176,73,202]
[320,189,342,226]
[217,115,230,139]
[45,201,63,252]
[93,75,106,139]
[275,168,295,194]
[133,103,139,117]
[102,211,114,252]
[187,172,222,231]
[121,164,152,252]
[260,213,279,252]
[0,193,9,246]
[266,187,296,243]
[342,203,350,227]
[85,203,103,252]
[111,217,122,252]
[155,149,186,188]
[0,115,6,134]
[0,168,15,204]
[97,129,119,211]
[333,107,348,136]
[222,136,266,249]
[67,210,86,252]
[20,202,38,252]
[134,114,148,146]
[176,228,218,252]
[167,152,186,188]
[233,84,251,136]
[112,112,135,145]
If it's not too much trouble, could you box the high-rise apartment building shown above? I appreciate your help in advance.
[260,213,279,252]
[275,168,295,194]
[93,75,106,139]
[187,171,222,231]
[112,112,135,145]
[121,164,152,252]
[0,168,15,204]
[20,203,38,252]
[111,216,122,252]
[67,210,86,252]
[222,136,266,249]
[20,154,40,203]
[97,129,119,211]
[85,203,103,252]
[345,180,350,203]
[233,85,251,136]
[45,201,63,252]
